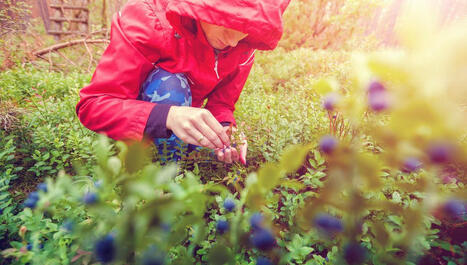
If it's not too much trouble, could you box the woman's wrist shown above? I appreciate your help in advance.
[144,104,174,139]
[165,105,179,131]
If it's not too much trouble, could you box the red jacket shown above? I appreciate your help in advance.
[76,0,290,141]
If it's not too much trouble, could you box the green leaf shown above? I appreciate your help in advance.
[207,244,234,265]
[279,144,311,174]
[313,78,339,95]
[257,163,282,190]
[392,192,401,203]
[280,179,305,191]
[387,215,402,226]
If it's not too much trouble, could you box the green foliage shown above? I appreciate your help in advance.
[0,6,466,265]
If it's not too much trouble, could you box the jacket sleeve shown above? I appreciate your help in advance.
[205,50,255,126]
[76,0,170,141]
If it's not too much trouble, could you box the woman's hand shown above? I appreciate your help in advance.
[166,106,231,149]
[215,126,248,164]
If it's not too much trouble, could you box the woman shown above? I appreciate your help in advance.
[76,0,290,163]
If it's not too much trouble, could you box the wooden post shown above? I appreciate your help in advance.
[102,0,107,29]
[37,0,51,31]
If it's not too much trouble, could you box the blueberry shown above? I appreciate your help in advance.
[257,257,273,265]
[323,93,339,111]
[251,228,276,251]
[367,81,388,112]
[250,213,264,230]
[37,183,48,192]
[319,135,337,154]
[443,199,466,220]
[82,192,98,205]
[427,142,452,164]
[23,198,37,209]
[223,198,236,212]
[142,245,165,265]
[94,234,116,263]
[402,157,422,172]
[368,91,388,112]
[62,220,74,232]
[368,81,385,94]
[343,243,368,265]
[29,191,39,201]
[216,220,229,234]
[314,213,343,235]
[0,208,3,215]
[26,243,32,251]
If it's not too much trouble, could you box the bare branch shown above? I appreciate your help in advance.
[32,39,109,57]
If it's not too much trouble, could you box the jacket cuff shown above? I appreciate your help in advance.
[220,121,231,127]
[144,104,173,138]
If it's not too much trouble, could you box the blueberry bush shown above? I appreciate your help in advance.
[1,5,466,265]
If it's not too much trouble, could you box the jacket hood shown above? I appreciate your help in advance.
[165,0,291,50]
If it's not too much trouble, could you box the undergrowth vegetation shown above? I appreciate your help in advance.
[0,1,466,265]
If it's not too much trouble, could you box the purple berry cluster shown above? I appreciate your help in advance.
[82,192,98,205]
[322,93,340,111]
[402,157,422,173]
[250,212,264,231]
[427,142,453,164]
[223,198,236,212]
[251,228,276,251]
[319,135,338,154]
[94,234,116,263]
[37,183,48,192]
[314,213,343,236]
[443,199,466,221]
[216,198,237,235]
[216,220,229,234]
[367,81,389,112]
[23,192,39,209]
[343,243,368,265]
[23,182,48,209]
[249,213,276,251]
[256,256,273,265]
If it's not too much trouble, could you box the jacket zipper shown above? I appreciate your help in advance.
[214,52,220,80]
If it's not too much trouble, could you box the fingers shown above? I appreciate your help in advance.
[166,106,232,150]
[216,148,224,162]
[193,121,224,149]
[203,113,231,147]
[216,147,240,164]
[239,140,248,165]
[230,147,239,162]
[184,126,217,149]
[224,147,233,163]
[178,132,213,149]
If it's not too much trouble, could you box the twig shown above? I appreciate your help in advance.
[85,29,109,40]
[327,111,333,135]
[55,50,77,67]
[32,39,109,57]
[82,39,94,73]
[333,112,340,135]
[47,49,53,71]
